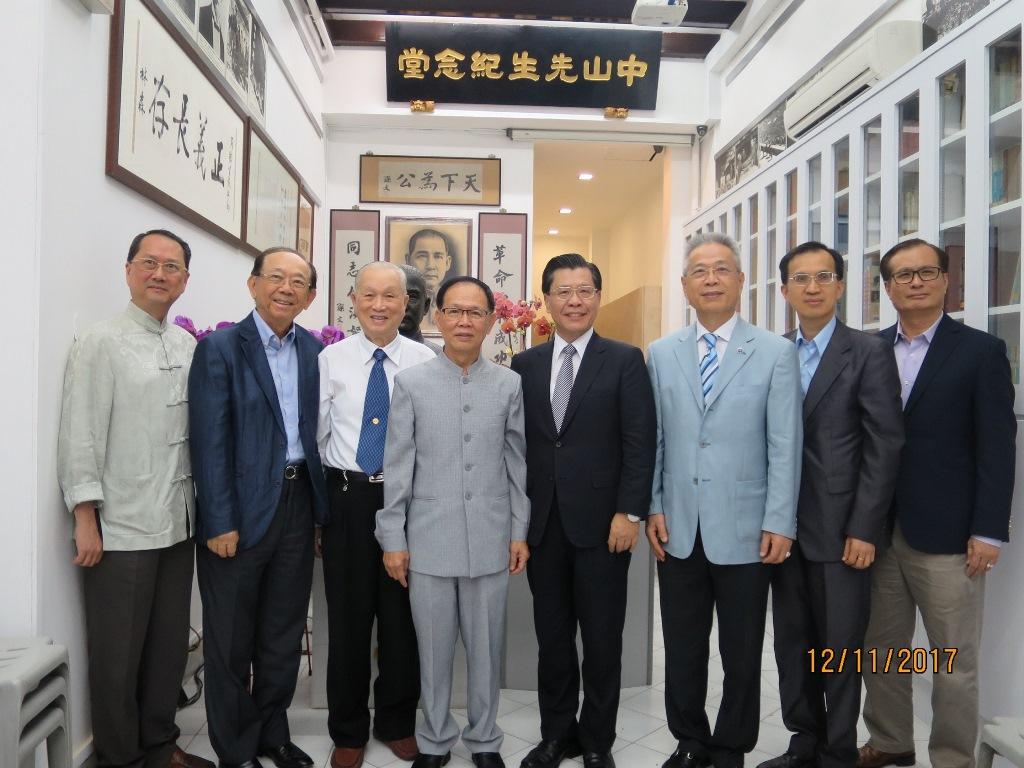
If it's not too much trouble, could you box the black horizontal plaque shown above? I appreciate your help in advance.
[385,22,661,110]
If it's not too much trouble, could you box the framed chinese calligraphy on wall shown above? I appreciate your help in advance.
[297,192,314,261]
[245,122,300,254]
[385,216,472,336]
[360,154,500,206]
[478,212,528,365]
[329,209,379,335]
[108,0,246,246]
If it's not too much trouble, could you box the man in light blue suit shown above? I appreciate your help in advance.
[647,232,802,768]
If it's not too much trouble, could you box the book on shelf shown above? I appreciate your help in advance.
[991,144,1022,205]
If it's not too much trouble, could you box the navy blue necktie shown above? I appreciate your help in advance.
[356,348,389,474]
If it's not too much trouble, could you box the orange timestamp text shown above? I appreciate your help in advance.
[807,647,958,674]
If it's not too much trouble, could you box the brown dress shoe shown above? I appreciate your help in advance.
[331,747,365,768]
[856,745,915,768]
[382,736,420,761]
[168,747,216,768]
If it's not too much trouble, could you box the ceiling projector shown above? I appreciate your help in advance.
[631,0,689,27]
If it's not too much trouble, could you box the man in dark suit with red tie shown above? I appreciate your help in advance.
[510,253,656,768]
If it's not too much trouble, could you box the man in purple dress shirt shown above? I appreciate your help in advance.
[857,239,1016,768]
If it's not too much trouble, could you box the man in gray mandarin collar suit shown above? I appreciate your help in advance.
[376,276,530,768]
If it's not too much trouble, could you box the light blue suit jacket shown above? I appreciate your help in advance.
[647,316,802,565]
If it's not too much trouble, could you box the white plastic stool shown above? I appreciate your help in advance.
[0,638,71,768]
[978,717,1024,768]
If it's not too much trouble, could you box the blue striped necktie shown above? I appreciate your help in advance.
[552,344,576,431]
[700,332,719,405]
[356,348,389,474]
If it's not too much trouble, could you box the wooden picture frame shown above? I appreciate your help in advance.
[478,212,529,365]
[244,120,300,255]
[297,191,314,261]
[360,154,501,206]
[329,209,380,335]
[385,216,473,336]
[107,0,247,248]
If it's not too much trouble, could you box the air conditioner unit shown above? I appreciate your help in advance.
[783,21,922,139]
[631,0,689,27]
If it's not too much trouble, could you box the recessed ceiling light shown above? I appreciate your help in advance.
[578,172,594,181]
[559,207,573,214]
[548,229,559,235]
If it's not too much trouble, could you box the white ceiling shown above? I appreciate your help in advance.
[532,141,664,239]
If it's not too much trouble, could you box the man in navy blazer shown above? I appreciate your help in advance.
[858,240,1015,768]
[190,247,329,768]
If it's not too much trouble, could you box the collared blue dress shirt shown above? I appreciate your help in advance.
[252,310,304,463]
[795,315,837,395]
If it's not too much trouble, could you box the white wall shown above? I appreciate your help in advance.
[605,180,664,304]
[18,0,328,760]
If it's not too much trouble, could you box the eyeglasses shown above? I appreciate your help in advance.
[132,257,187,276]
[550,286,599,301]
[890,266,945,284]
[257,273,311,291]
[439,306,491,321]
[686,265,736,281]
[789,271,839,286]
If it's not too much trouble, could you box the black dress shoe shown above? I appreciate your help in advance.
[262,743,313,768]
[582,753,614,768]
[754,754,815,768]
[411,753,451,768]
[662,750,710,768]
[472,754,505,768]
[219,761,265,768]
[520,737,584,768]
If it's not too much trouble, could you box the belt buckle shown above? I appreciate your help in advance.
[284,465,299,480]
[369,472,384,483]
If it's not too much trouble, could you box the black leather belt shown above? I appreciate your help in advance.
[326,467,383,484]
[284,462,307,480]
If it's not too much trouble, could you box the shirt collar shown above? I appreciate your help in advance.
[125,301,168,334]
[895,314,943,345]
[439,350,488,377]
[357,330,403,365]
[552,327,594,359]
[251,309,295,349]
[696,312,739,343]
[796,315,838,353]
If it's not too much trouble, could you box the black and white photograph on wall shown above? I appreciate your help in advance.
[715,145,737,199]
[167,0,197,33]
[924,0,990,41]
[757,103,789,164]
[385,217,472,335]
[736,127,759,179]
[225,0,251,99]
[249,21,267,122]
[197,0,227,71]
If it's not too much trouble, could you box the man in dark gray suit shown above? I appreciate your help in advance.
[377,276,529,768]
[757,242,904,768]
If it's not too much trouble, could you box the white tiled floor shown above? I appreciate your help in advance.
[176,608,938,768]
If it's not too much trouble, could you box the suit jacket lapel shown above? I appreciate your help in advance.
[534,341,558,439]
[904,314,962,415]
[705,317,756,409]
[802,322,852,420]
[672,326,704,410]
[296,330,317,431]
[558,334,607,435]
[238,314,286,437]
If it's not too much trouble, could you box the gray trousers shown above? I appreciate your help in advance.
[409,569,508,756]
[862,525,985,768]
[83,539,194,768]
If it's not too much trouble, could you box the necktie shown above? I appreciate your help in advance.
[552,344,577,432]
[700,332,719,405]
[356,348,389,475]
[798,339,818,395]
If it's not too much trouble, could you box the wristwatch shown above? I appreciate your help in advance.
[626,514,641,523]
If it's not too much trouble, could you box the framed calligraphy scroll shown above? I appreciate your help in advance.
[245,123,299,254]
[478,212,528,365]
[297,192,314,261]
[360,155,500,206]
[329,210,379,336]
[386,217,472,337]
[108,0,246,246]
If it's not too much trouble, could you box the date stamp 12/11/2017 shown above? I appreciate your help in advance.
[807,647,958,674]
